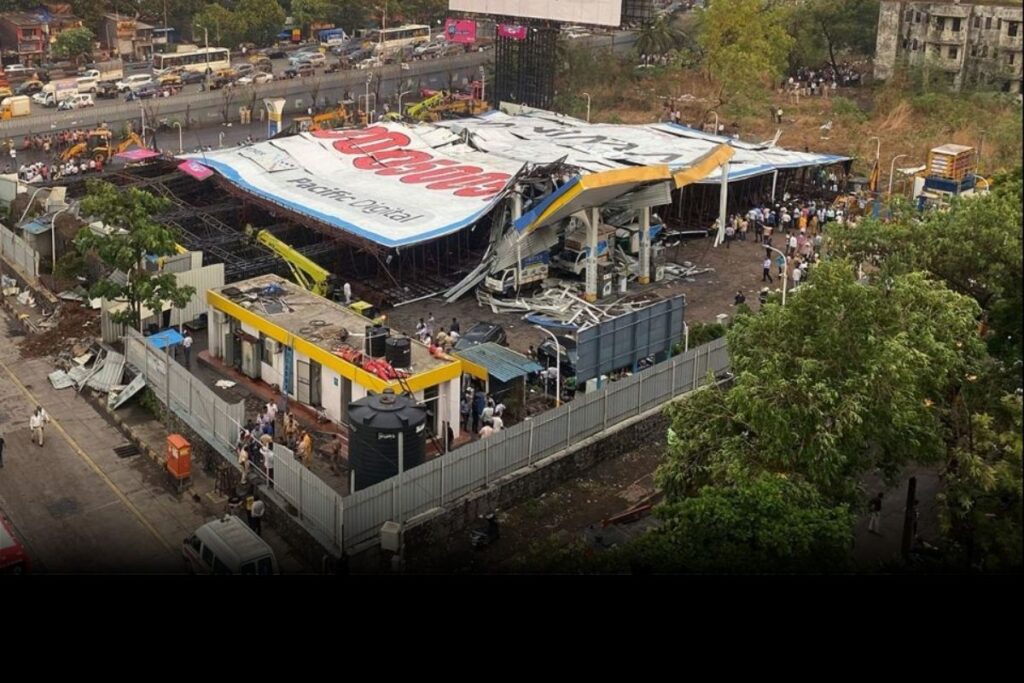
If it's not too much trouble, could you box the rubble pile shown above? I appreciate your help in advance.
[19,302,99,358]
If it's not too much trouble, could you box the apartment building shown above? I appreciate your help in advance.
[0,12,47,66]
[875,1,1023,92]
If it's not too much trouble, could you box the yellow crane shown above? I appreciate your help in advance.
[405,91,488,123]
[245,225,385,323]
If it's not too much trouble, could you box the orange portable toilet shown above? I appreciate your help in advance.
[166,434,192,480]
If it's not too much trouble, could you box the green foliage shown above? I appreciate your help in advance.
[649,474,855,573]
[52,27,95,63]
[688,321,726,346]
[53,251,85,281]
[73,181,195,330]
[193,3,242,48]
[636,14,686,57]
[831,96,867,123]
[786,0,880,69]
[291,0,331,30]
[662,261,987,504]
[137,387,164,418]
[939,394,1023,572]
[829,168,1023,366]
[697,0,793,104]
[237,0,287,46]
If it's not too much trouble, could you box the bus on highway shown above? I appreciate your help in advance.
[153,48,231,75]
[358,24,430,53]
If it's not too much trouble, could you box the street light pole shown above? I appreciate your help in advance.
[50,204,76,274]
[533,325,560,408]
[479,65,486,104]
[397,89,411,119]
[365,73,372,122]
[887,154,908,197]
[582,92,591,123]
[710,110,719,135]
[218,131,225,148]
[172,121,183,154]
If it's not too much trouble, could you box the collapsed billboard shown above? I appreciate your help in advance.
[181,126,521,248]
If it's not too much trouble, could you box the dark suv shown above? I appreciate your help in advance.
[453,322,507,351]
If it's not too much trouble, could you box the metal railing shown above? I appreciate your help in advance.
[0,223,40,282]
[340,336,731,548]
[123,327,245,459]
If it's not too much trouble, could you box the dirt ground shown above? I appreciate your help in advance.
[407,437,666,573]
[385,233,769,356]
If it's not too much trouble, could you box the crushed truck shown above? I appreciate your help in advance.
[484,252,550,296]
[553,225,614,276]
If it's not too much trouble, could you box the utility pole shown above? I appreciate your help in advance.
[901,476,918,560]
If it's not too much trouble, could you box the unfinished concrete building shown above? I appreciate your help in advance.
[875,1,1023,92]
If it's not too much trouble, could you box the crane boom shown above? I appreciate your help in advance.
[247,225,333,297]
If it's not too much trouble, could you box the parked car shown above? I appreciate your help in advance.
[265,47,289,59]
[453,322,508,351]
[414,42,444,57]
[282,63,315,79]
[14,79,43,96]
[207,75,235,90]
[57,92,94,110]
[233,63,256,77]
[4,64,36,79]
[116,74,153,92]
[157,72,182,86]
[536,336,579,377]
[0,512,30,574]
[237,72,273,85]
[182,516,278,575]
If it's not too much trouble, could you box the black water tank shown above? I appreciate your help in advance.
[347,388,427,491]
[365,324,388,358]
[385,336,412,368]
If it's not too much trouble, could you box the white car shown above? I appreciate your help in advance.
[57,93,94,110]
[116,74,153,92]
[237,72,274,85]
[4,64,34,77]
[290,52,325,67]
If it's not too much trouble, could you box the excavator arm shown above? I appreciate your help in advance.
[406,91,447,121]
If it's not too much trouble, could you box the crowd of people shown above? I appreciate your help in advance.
[786,61,864,97]
[4,128,112,181]
[460,386,506,439]
[415,314,462,352]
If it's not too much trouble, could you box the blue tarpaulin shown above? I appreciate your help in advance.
[147,328,184,350]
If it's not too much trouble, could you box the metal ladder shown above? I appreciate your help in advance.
[395,374,447,456]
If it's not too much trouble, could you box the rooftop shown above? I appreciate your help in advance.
[0,12,45,26]
[209,275,452,378]
[454,342,542,383]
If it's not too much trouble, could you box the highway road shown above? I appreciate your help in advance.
[0,31,636,141]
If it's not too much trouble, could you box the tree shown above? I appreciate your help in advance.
[649,474,855,573]
[52,27,95,65]
[829,167,1023,368]
[697,0,793,104]
[659,260,988,504]
[292,0,331,34]
[236,0,286,47]
[787,0,880,71]
[636,14,686,58]
[939,394,1023,571]
[193,3,242,48]
[73,181,195,331]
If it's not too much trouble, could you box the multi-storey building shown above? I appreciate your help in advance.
[875,1,1023,92]
[0,12,47,66]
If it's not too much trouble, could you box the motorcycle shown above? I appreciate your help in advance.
[469,513,500,549]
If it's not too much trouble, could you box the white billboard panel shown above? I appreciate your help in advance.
[448,0,622,27]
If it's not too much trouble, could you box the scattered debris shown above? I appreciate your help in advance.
[215,379,237,389]
[18,303,99,358]
[109,373,146,409]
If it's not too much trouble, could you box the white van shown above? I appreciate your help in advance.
[76,75,98,93]
[182,515,279,575]
[57,93,94,110]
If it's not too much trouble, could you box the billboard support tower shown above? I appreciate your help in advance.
[494,19,559,110]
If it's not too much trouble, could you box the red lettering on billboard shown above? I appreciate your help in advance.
[312,127,511,199]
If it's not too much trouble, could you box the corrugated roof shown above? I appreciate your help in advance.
[454,342,542,383]
[86,350,125,393]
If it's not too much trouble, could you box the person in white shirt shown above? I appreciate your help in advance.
[792,263,803,289]
[788,234,798,256]
[490,415,504,432]
[181,330,193,366]
[478,424,495,439]
[493,401,506,417]
[261,443,275,488]
[29,406,50,447]
[265,400,278,422]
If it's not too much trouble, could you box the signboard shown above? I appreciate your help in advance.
[182,126,520,248]
[116,20,135,38]
[444,18,477,43]
[448,0,622,27]
[496,24,526,40]
[575,295,685,382]
[264,97,285,137]
[178,160,213,181]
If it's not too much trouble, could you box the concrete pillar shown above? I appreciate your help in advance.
[770,169,779,202]
[638,205,651,285]
[584,207,599,302]
[714,162,729,247]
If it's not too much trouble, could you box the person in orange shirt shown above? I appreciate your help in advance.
[297,431,314,468]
